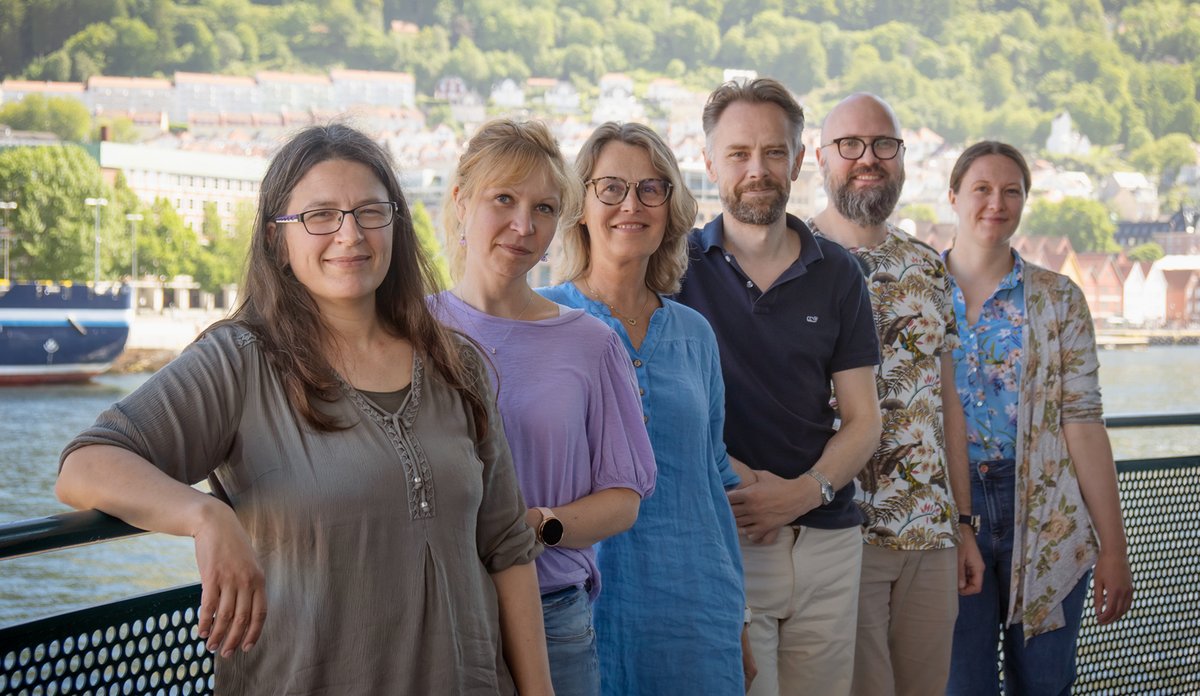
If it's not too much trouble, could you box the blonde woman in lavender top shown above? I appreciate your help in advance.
[431,118,657,696]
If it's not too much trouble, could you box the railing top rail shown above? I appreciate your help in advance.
[1104,412,1200,428]
[0,509,145,562]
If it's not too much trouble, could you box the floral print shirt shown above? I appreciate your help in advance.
[814,223,961,550]
[946,255,1105,641]
[946,251,1026,463]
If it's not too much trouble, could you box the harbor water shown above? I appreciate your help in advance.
[2,346,1199,628]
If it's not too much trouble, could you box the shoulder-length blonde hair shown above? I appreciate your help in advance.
[559,122,698,294]
[441,118,582,281]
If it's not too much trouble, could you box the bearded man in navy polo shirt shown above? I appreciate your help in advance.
[677,78,882,696]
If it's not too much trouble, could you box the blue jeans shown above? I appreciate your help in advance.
[947,458,1090,696]
[542,585,600,696]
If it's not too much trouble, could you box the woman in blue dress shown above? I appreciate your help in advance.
[540,122,751,695]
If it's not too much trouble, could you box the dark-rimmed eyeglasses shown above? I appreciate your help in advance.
[273,201,397,235]
[820,137,905,161]
[585,177,673,208]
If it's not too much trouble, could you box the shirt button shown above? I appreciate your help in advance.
[633,359,643,367]
[745,280,753,288]
[976,401,984,407]
[639,388,645,396]
[420,501,429,509]
[724,255,732,262]
[643,415,649,424]
[979,464,990,474]
[413,477,423,488]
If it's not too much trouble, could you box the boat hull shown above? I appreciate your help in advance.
[0,284,133,385]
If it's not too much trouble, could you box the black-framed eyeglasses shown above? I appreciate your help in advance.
[820,137,905,161]
[273,201,397,235]
[585,177,674,208]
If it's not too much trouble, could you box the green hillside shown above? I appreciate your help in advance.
[0,0,1198,153]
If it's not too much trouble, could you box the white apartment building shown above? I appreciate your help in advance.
[99,142,268,233]
[88,76,173,118]
[331,69,416,109]
[172,72,260,122]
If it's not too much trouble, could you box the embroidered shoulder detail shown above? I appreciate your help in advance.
[233,330,257,348]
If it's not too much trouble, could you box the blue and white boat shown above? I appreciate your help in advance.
[0,282,133,385]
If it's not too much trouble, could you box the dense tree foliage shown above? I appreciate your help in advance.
[1,0,1197,280]
[1,0,1197,152]
[0,95,91,141]
[1127,241,1165,263]
[411,201,449,289]
[0,145,256,289]
[1024,197,1120,253]
[0,145,123,281]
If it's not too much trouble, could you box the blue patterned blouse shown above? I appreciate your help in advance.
[945,250,1026,462]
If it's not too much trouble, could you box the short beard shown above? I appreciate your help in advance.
[723,182,788,226]
[828,166,904,227]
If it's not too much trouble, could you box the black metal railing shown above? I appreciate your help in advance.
[2,413,1198,695]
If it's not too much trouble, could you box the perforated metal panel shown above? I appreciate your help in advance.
[1074,458,1200,695]
[0,585,211,695]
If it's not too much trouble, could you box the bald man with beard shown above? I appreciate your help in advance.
[809,93,985,696]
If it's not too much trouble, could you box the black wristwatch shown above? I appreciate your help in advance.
[958,514,980,533]
[535,507,564,547]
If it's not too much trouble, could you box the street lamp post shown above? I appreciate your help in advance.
[126,213,143,282]
[84,197,108,287]
[0,200,16,282]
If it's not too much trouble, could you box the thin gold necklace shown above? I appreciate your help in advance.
[583,278,652,327]
[451,288,536,354]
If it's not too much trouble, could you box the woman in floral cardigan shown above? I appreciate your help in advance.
[941,141,1134,696]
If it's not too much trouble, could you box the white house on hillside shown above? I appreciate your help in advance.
[1046,111,1091,156]
[1102,172,1159,221]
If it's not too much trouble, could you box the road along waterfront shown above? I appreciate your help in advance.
[2,344,1199,628]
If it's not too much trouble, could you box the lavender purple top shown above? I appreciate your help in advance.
[432,291,657,598]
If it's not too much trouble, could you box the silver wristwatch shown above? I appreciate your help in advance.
[804,470,835,505]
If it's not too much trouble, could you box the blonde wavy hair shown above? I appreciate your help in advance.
[559,122,698,294]
[441,119,582,281]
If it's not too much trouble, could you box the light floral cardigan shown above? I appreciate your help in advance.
[1011,261,1104,641]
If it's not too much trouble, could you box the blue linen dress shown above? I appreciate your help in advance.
[539,282,745,696]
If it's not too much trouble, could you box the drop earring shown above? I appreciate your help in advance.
[458,231,466,248]
[540,252,549,263]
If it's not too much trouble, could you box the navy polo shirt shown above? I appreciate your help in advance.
[677,214,880,529]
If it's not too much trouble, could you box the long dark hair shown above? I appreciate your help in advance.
[217,123,489,436]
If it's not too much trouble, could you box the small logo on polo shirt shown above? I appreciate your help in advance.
[807,315,818,323]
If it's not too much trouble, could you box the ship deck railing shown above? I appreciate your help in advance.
[2,413,1199,695]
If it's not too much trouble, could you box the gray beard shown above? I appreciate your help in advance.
[723,189,788,227]
[831,176,903,227]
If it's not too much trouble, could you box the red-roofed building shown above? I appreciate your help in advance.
[1076,252,1126,322]
[910,222,956,254]
[1,80,86,107]
[1012,235,1081,285]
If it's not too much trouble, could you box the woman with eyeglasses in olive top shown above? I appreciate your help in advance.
[56,124,552,695]
[540,122,752,696]
[431,118,657,696]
